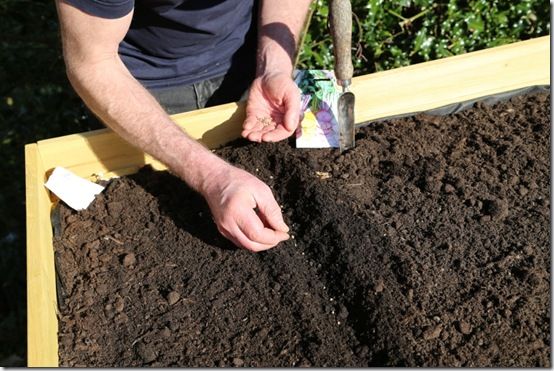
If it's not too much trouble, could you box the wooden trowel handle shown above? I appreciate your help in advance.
[330,0,353,86]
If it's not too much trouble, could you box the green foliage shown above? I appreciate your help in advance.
[298,0,550,73]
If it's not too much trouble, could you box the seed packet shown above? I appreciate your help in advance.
[294,70,341,148]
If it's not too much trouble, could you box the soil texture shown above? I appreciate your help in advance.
[54,92,550,366]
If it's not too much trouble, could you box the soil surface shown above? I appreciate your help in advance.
[54,92,550,367]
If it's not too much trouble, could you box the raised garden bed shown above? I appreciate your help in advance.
[25,37,549,366]
[53,92,550,367]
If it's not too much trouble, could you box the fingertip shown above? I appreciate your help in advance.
[247,132,263,143]
[243,117,256,130]
[284,110,300,132]
[261,129,293,143]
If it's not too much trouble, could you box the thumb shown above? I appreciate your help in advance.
[254,190,289,233]
[283,84,301,132]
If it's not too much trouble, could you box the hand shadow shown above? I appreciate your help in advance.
[128,166,236,251]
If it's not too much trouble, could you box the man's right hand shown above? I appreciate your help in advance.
[200,163,290,252]
[56,0,289,253]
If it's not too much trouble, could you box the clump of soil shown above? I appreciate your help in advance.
[54,92,550,367]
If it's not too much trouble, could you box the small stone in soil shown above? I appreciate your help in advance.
[122,253,136,267]
[444,184,456,193]
[458,320,472,335]
[374,280,385,293]
[233,357,244,367]
[114,297,124,312]
[422,325,443,340]
[479,215,491,223]
[167,291,180,305]
[136,342,156,363]
[159,327,171,338]
[338,305,349,319]
[298,358,312,367]
[519,186,529,196]
[167,321,179,332]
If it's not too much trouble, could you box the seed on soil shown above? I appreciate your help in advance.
[122,253,136,267]
[166,291,180,305]
[315,171,331,180]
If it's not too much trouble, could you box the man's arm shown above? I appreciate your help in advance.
[56,0,289,251]
[241,0,313,142]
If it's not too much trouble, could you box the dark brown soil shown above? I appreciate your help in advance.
[54,92,551,367]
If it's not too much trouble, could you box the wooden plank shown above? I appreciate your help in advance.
[352,36,549,122]
[25,144,58,367]
[35,102,246,179]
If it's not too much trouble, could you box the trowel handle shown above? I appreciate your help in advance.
[330,0,353,86]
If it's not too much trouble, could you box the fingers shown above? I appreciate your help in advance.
[219,210,289,252]
[243,113,295,143]
[218,225,275,252]
[242,125,276,142]
[260,126,295,142]
[214,182,290,252]
[242,115,258,131]
[236,208,289,246]
[254,190,289,233]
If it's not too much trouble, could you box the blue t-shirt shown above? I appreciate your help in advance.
[63,0,257,89]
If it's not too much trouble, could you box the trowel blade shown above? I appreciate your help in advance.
[338,91,355,152]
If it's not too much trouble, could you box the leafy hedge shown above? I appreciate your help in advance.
[299,0,550,73]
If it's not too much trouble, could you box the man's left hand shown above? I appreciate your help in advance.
[242,72,301,143]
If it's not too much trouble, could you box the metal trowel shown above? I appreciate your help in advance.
[330,0,355,152]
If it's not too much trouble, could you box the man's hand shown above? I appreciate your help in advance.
[241,72,301,143]
[201,162,290,252]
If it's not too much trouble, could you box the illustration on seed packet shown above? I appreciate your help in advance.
[294,70,341,148]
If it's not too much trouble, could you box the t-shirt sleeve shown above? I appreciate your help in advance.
[62,0,134,19]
